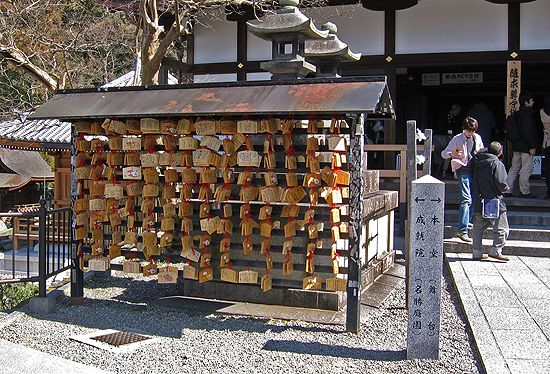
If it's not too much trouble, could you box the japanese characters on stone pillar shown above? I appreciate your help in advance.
[406,175,445,360]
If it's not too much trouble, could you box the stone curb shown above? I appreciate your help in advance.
[28,271,96,313]
[444,253,510,374]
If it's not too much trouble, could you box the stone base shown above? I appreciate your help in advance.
[361,251,396,289]
[93,269,112,278]
[183,282,345,311]
[183,251,396,311]
[29,296,56,313]
[70,297,85,306]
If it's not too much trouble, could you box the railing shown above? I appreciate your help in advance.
[365,144,430,204]
[0,200,72,297]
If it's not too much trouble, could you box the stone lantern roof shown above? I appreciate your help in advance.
[305,23,361,62]
[247,0,328,41]
[305,23,361,78]
[247,0,329,79]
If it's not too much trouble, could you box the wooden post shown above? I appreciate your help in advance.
[405,120,418,308]
[70,125,84,303]
[346,114,365,334]
[423,129,433,176]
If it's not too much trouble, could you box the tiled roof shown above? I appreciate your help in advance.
[0,148,54,189]
[0,71,177,149]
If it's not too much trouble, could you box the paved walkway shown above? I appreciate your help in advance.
[446,253,550,374]
[0,339,111,374]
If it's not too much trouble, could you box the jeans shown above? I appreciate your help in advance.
[457,170,473,233]
[472,212,509,257]
[506,151,533,195]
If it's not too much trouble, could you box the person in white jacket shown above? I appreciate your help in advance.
[541,95,550,199]
[441,117,484,242]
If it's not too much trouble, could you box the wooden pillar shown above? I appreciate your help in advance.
[508,3,520,55]
[237,20,247,81]
[346,114,365,333]
[384,9,397,169]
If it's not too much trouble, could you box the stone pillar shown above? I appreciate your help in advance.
[406,175,445,359]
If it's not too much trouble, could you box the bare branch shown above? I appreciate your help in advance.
[0,45,59,92]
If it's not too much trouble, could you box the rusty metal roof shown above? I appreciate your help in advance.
[29,77,394,120]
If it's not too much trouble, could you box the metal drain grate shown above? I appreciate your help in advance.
[90,331,151,347]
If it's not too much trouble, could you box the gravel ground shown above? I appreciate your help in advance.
[0,263,482,374]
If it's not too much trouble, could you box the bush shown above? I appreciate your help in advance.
[0,282,39,310]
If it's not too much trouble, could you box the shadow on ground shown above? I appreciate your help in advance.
[262,340,406,361]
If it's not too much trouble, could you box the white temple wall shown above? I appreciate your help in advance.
[303,5,384,56]
[193,73,238,83]
[194,12,237,64]
[395,0,508,54]
[520,1,550,50]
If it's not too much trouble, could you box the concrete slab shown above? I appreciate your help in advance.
[154,295,346,325]
[446,253,550,374]
[481,307,538,331]
[0,339,111,374]
[461,261,501,276]
[507,359,550,374]
[518,256,550,273]
[476,288,522,308]
[468,275,508,289]
[522,299,550,340]
[492,329,550,360]
[445,254,508,374]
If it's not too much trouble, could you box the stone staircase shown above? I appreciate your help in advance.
[386,177,550,257]
[443,197,550,257]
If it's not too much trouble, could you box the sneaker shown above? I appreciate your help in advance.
[488,254,509,262]
[455,232,472,243]
[473,254,488,260]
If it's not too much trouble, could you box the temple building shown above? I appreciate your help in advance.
[182,0,550,149]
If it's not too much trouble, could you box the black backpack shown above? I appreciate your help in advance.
[505,112,521,142]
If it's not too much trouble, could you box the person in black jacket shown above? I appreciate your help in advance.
[472,142,510,262]
[505,92,538,198]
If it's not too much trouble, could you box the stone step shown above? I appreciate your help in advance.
[443,237,550,257]
[441,179,547,195]
[444,225,550,242]
[444,210,550,227]
[444,195,550,209]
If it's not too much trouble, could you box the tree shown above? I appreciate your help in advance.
[0,0,135,118]
[136,0,278,85]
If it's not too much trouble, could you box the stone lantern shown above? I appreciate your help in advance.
[305,23,361,78]
[247,0,328,80]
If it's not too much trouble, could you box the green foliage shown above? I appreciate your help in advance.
[38,152,55,170]
[0,282,38,310]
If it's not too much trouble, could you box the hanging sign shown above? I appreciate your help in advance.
[442,72,483,85]
[506,60,521,116]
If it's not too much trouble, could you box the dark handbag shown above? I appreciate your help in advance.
[482,198,499,219]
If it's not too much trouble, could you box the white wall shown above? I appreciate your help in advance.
[193,74,238,83]
[247,31,272,61]
[247,4,384,61]
[304,5,384,56]
[246,72,272,81]
[520,1,550,50]
[396,0,507,54]
[194,13,237,64]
